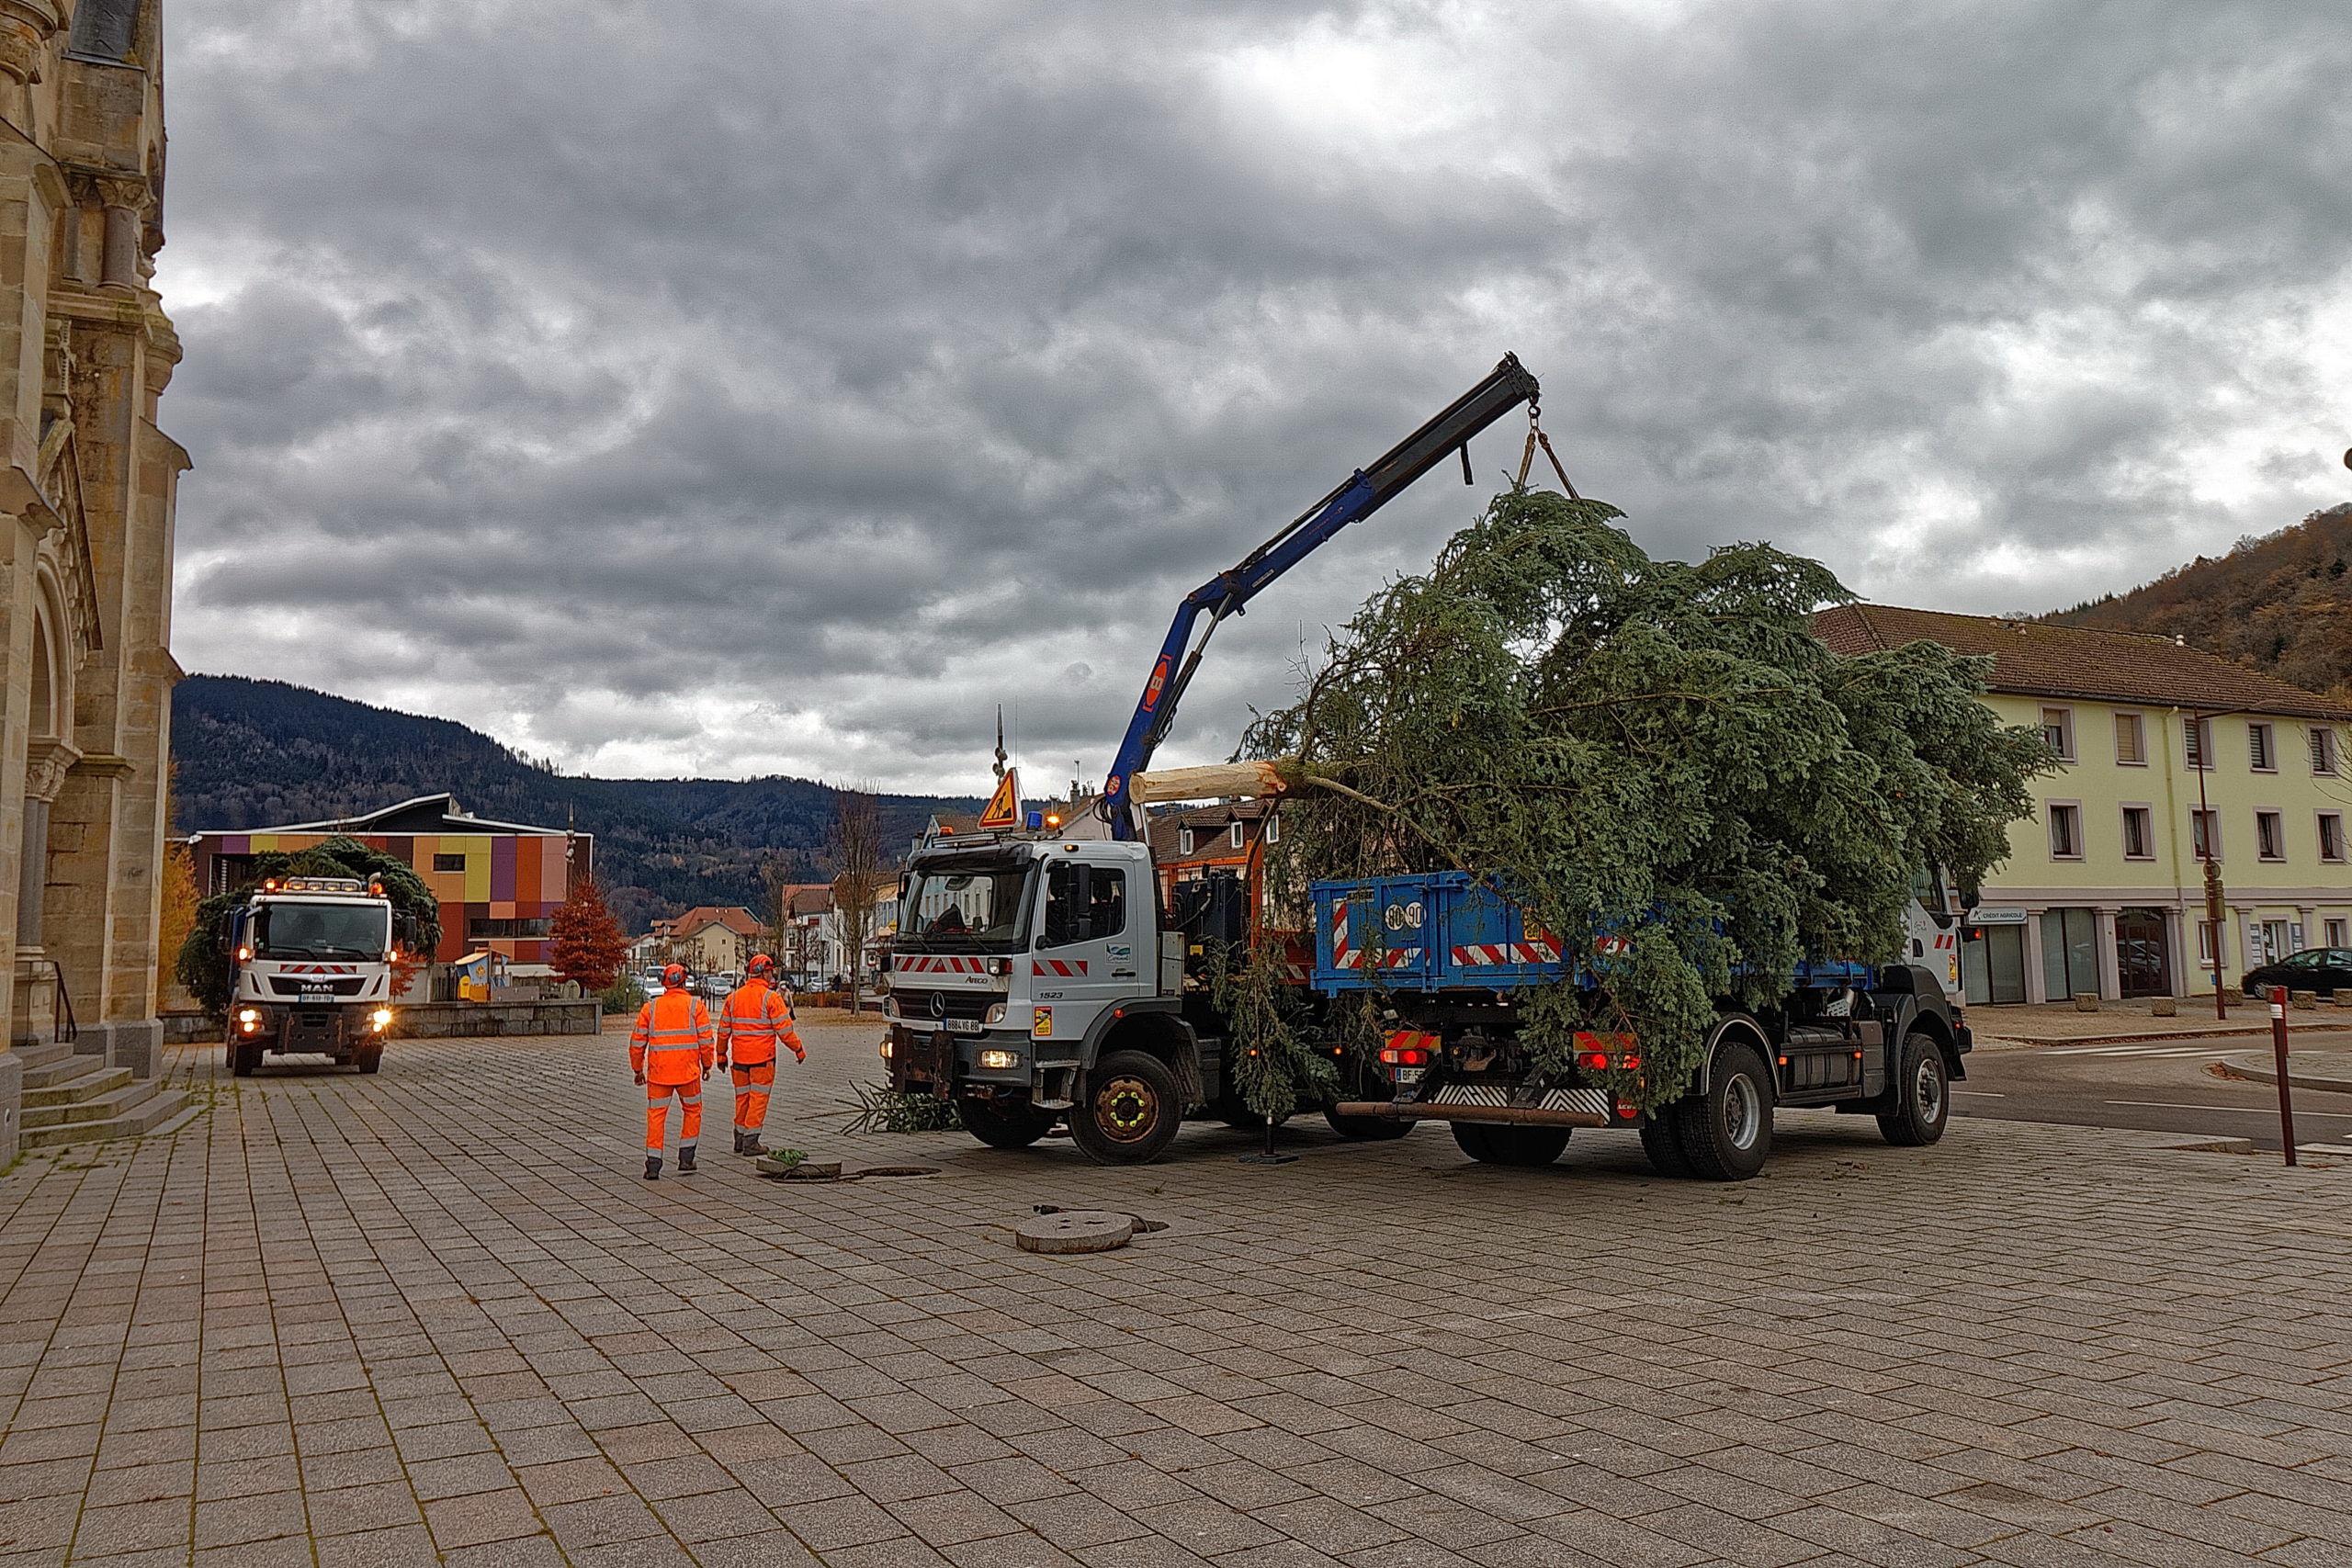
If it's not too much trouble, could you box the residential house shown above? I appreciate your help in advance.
[661,906,763,977]
[1816,605,2352,1005]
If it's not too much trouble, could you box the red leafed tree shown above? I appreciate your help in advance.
[549,876,629,992]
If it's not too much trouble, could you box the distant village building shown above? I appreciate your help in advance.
[658,905,763,976]
[1817,605,2352,1005]
[0,3,185,1160]
[184,794,589,967]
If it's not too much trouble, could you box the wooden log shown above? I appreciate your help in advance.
[1129,759,1292,804]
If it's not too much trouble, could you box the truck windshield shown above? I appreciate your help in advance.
[254,902,390,960]
[897,858,1032,952]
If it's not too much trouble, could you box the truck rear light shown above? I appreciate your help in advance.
[1577,1050,1607,1072]
[1378,1046,1429,1066]
[1381,1029,1439,1066]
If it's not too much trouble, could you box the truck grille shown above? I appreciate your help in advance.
[898,989,997,1022]
[269,977,365,998]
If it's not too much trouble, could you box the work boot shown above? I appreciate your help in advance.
[741,1134,767,1157]
[730,1130,747,1156]
[678,1145,697,1174]
[643,1156,661,1181]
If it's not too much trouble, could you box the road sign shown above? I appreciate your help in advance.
[979,768,1021,829]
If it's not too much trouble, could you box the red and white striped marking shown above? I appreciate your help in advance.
[1031,958,1088,977]
[275,964,359,975]
[1330,901,1425,969]
[896,954,989,975]
[1450,940,1561,967]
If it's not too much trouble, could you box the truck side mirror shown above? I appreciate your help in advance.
[1960,886,1982,911]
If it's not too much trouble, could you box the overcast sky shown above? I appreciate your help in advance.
[159,0,2352,795]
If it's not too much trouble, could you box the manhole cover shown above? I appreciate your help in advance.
[1014,1211,1135,1254]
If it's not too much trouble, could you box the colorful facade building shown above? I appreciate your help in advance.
[1817,605,2352,1005]
[184,794,588,965]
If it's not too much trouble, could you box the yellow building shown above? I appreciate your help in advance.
[1818,606,2352,1005]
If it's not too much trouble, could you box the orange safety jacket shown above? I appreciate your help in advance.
[630,987,715,1084]
[718,978,803,1066]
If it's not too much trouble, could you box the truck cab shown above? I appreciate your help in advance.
[881,833,1227,1162]
[225,876,401,1075]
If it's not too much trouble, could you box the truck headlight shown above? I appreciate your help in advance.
[237,1008,259,1024]
[978,1049,1018,1070]
[370,1009,392,1030]
[984,1003,1006,1025]
[881,996,899,1020]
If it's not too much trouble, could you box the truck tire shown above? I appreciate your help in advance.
[1325,1105,1415,1141]
[1639,1115,1694,1178]
[1450,1122,1570,1167]
[1070,1050,1182,1165]
[231,1038,262,1077]
[354,1043,384,1075]
[956,1095,1056,1149]
[1674,1039,1772,1180]
[1876,1030,1950,1146]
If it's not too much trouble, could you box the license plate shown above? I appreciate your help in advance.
[944,1018,985,1035]
[301,987,332,1001]
[1394,1066,1424,1085]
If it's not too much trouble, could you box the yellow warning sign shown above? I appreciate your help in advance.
[978,768,1021,829]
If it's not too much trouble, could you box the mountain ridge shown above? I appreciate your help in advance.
[170,673,977,932]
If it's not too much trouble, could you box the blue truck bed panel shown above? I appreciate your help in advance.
[1310,872,1875,995]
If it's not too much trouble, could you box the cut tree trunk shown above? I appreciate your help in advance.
[1130,760,1294,804]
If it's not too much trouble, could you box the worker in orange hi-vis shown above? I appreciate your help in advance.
[629,963,715,1179]
[718,953,805,1156]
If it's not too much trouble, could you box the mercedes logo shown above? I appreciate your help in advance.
[929,991,946,1020]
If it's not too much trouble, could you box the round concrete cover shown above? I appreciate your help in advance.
[1014,1211,1135,1254]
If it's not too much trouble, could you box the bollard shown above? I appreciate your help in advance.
[2270,986,2297,1168]
[1238,1112,1295,1166]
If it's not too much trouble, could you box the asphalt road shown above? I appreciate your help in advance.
[1958,1026,2352,1152]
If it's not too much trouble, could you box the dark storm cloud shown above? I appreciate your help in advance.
[161,0,2352,789]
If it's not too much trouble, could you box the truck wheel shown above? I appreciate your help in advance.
[1325,1105,1415,1140]
[1674,1040,1772,1180]
[1450,1122,1570,1167]
[231,1038,262,1077]
[354,1044,384,1075]
[1070,1051,1182,1165]
[1639,1116,1694,1178]
[956,1095,1055,1149]
[1876,1030,1950,1146]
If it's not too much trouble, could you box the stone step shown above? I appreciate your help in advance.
[22,1080,162,1130]
[10,1039,76,1071]
[22,1051,108,1092]
[22,1087,191,1150]
[23,1065,131,1108]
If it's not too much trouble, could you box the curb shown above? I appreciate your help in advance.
[1979,1024,2272,1048]
[2214,1051,2352,1097]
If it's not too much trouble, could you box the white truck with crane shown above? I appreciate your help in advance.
[880,355,1972,1174]
[224,874,403,1075]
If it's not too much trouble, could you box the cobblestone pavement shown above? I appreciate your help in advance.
[5,1022,2352,1567]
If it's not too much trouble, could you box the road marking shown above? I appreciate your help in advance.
[2102,1099,2352,1118]
[2047,1043,2233,1056]
[1953,1089,2006,1097]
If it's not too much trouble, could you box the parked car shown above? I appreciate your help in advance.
[2242,947,2352,998]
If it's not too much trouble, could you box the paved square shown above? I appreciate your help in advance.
[4,1018,2351,1566]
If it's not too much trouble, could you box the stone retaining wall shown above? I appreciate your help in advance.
[395,1001,601,1037]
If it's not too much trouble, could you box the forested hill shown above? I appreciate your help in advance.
[2047,502,2352,695]
[171,674,971,931]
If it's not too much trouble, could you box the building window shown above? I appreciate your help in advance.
[469,917,552,939]
[2256,810,2285,862]
[2313,727,2340,776]
[2114,712,2145,765]
[1263,811,1279,845]
[2120,807,2154,860]
[1228,820,1244,850]
[2198,920,2216,970]
[2330,918,2349,949]
[2191,808,2220,862]
[2041,707,2074,761]
[433,853,466,872]
[2323,814,2346,863]
[2187,716,2213,771]
[2250,723,2277,772]
[1177,828,1193,856]
[2047,803,2083,860]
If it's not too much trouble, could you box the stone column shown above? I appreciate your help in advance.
[2095,907,2121,1001]
[2022,908,2048,1005]
[10,737,70,1051]
[95,175,145,293]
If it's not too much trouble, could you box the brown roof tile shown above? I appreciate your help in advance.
[1813,604,2352,721]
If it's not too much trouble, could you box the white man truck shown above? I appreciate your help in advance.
[225,875,401,1075]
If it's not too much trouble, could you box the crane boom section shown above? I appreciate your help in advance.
[1101,354,1541,839]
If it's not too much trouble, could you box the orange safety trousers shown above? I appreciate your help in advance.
[729,1061,773,1133]
[645,1081,703,1154]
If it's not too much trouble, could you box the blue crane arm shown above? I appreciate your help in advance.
[1100,353,1542,839]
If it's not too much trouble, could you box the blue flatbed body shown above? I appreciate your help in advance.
[1309,872,1876,996]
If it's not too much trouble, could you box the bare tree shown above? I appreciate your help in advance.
[826,786,890,1010]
